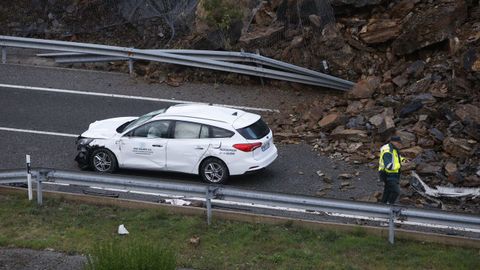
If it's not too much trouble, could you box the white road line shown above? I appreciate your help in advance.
[0,127,77,138]
[0,83,280,113]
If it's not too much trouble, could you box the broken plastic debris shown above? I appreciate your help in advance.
[118,224,129,235]
[411,172,480,199]
[165,199,191,206]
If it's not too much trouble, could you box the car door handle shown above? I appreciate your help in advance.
[195,146,204,150]
[152,144,163,147]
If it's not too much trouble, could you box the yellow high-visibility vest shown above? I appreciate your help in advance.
[378,144,401,174]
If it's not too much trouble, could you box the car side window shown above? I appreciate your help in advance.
[200,125,210,138]
[130,121,171,138]
[174,121,202,139]
[211,126,234,138]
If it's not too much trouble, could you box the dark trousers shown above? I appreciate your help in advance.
[379,172,400,204]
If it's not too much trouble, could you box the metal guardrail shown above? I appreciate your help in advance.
[1,168,479,244]
[0,35,354,91]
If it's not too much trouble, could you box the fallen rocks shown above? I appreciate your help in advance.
[340,181,351,189]
[392,0,468,55]
[399,100,423,118]
[348,76,380,99]
[443,137,475,158]
[338,173,354,179]
[359,19,402,44]
[331,126,368,142]
[238,25,285,47]
[401,146,423,158]
[429,128,445,142]
[318,113,342,130]
[416,163,441,175]
[455,104,480,125]
[395,130,416,148]
[367,112,395,134]
[444,161,458,176]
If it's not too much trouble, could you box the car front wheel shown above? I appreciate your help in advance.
[200,158,229,184]
[90,148,118,173]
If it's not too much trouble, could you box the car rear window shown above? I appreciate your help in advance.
[211,126,234,138]
[236,118,270,140]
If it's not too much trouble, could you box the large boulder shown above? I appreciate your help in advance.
[443,137,475,158]
[392,1,467,55]
[455,104,480,125]
[318,113,343,130]
[417,163,442,175]
[331,126,369,142]
[347,76,380,99]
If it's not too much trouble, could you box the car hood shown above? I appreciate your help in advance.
[81,117,137,139]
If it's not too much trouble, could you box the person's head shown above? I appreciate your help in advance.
[390,136,402,149]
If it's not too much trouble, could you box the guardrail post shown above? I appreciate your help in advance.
[255,49,264,87]
[36,171,46,206]
[1,46,6,64]
[128,58,134,77]
[388,208,395,244]
[36,169,53,206]
[388,207,402,244]
[206,186,213,226]
[205,187,213,226]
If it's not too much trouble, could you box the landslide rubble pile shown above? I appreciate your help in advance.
[256,0,480,194]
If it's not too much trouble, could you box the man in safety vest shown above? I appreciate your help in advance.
[378,136,404,204]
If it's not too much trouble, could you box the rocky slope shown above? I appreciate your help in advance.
[235,0,480,192]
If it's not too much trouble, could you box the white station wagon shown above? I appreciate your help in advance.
[75,104,278,184]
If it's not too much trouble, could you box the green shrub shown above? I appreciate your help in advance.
[85,239,176,270]
[202,0,243,32]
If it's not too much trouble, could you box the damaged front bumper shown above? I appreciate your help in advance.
[75,136,93,169]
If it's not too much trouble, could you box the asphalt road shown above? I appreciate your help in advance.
[0,63,381,199]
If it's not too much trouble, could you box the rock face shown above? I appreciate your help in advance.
[392,0,468,55]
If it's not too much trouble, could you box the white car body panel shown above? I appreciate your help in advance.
[232,113,260,129]
[82,117,136,139]
[166,138,210,173]
[77,104,278,178]
[118,137,168,169]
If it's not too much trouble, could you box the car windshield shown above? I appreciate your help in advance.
[123,108,167,132]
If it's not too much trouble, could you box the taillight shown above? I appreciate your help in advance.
[233,142,262,152]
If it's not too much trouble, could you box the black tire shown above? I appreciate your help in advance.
[200,157,229,184]
[90,148,118,173]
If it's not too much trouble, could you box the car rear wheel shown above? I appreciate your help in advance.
[200,158,229,184]
[91,148,117,173]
